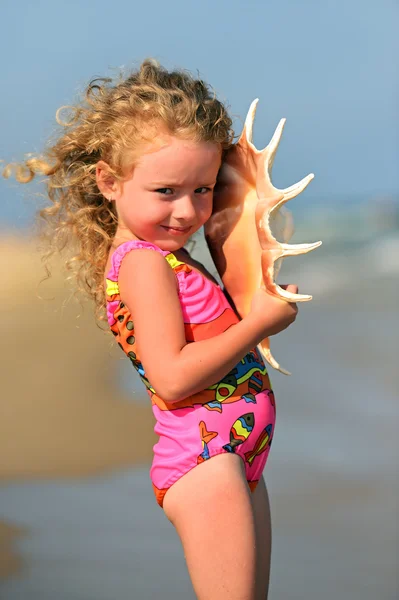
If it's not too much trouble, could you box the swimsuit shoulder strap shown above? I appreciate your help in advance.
[106,240,172,282]
[105,240,189,299]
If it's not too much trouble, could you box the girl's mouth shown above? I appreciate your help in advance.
[162,225,192,235]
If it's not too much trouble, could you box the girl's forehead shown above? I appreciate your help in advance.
[135,136,222,178]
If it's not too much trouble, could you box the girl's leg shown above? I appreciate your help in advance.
[251,477,272,599]
[163,453,257,600]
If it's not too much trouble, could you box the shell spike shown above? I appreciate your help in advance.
[278,290,313,302]
[274,284,313,302]
[265,118,286,171]
[280,240,322,257]
[283,173,315,202]
[267,173,315,214]
[267,118,286,154]
[258,341,291,376]
[239,98,259,145]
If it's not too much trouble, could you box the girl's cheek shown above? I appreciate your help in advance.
[203,199,213,222]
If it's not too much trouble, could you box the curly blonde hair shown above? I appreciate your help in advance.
[3,59,234,322]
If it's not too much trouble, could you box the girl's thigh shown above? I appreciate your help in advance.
[251,476,272,599]
[163,453,257,600]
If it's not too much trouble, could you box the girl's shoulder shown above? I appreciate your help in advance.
[104,240,181,328]
[104,240,179,308]
[105,240,218,287]
[104,240,221,310]
[106,240,169,281]
[104,240,231,330]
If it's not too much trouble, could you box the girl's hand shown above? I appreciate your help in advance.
[250,284,299,337]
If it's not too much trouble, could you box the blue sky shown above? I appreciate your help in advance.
[0,0,397,228]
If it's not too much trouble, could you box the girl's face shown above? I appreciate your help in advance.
[114,136,222,251]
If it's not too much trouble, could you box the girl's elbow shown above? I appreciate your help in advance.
[152,375,189,404]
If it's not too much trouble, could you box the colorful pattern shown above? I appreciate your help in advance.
[244,424,273,466]
[197,421,218,464]
[106,240,276,507]
[222,413,255,453]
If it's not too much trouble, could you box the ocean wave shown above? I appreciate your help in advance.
[279,233,399,295]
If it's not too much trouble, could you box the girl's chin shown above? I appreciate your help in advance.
[152,235,190,251]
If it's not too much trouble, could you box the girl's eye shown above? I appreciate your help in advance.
[155,188,174,195]
[195,187,211,194]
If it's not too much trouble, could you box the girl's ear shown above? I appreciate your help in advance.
[96,161,119,200]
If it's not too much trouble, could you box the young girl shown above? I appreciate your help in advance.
[5,59,298,600]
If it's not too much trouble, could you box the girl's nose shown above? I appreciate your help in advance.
[174,195,196,222]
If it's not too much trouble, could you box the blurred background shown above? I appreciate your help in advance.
[0,1,397,599]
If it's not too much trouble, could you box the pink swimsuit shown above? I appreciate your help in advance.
[106,240,276,507]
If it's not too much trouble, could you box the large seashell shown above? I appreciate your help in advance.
[205,99,322,375]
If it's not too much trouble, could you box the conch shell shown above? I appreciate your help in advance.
[204,99,322,375]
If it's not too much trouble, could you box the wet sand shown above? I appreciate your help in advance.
[0,522,26,580]
[0,235,398,599]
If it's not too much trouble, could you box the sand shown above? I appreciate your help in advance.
[0,235,156,480]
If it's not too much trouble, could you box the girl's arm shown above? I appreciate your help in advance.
[119,249,296,402]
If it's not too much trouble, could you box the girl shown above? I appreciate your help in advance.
[4,60,298,600]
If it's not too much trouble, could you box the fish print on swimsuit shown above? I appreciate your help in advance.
[205,349,268,412]
[244,424,273,466]
[222,413,255,453]
[197,421,218,464]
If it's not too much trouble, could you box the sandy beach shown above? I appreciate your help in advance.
[1,233,398,599]
[0,236,157,480]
